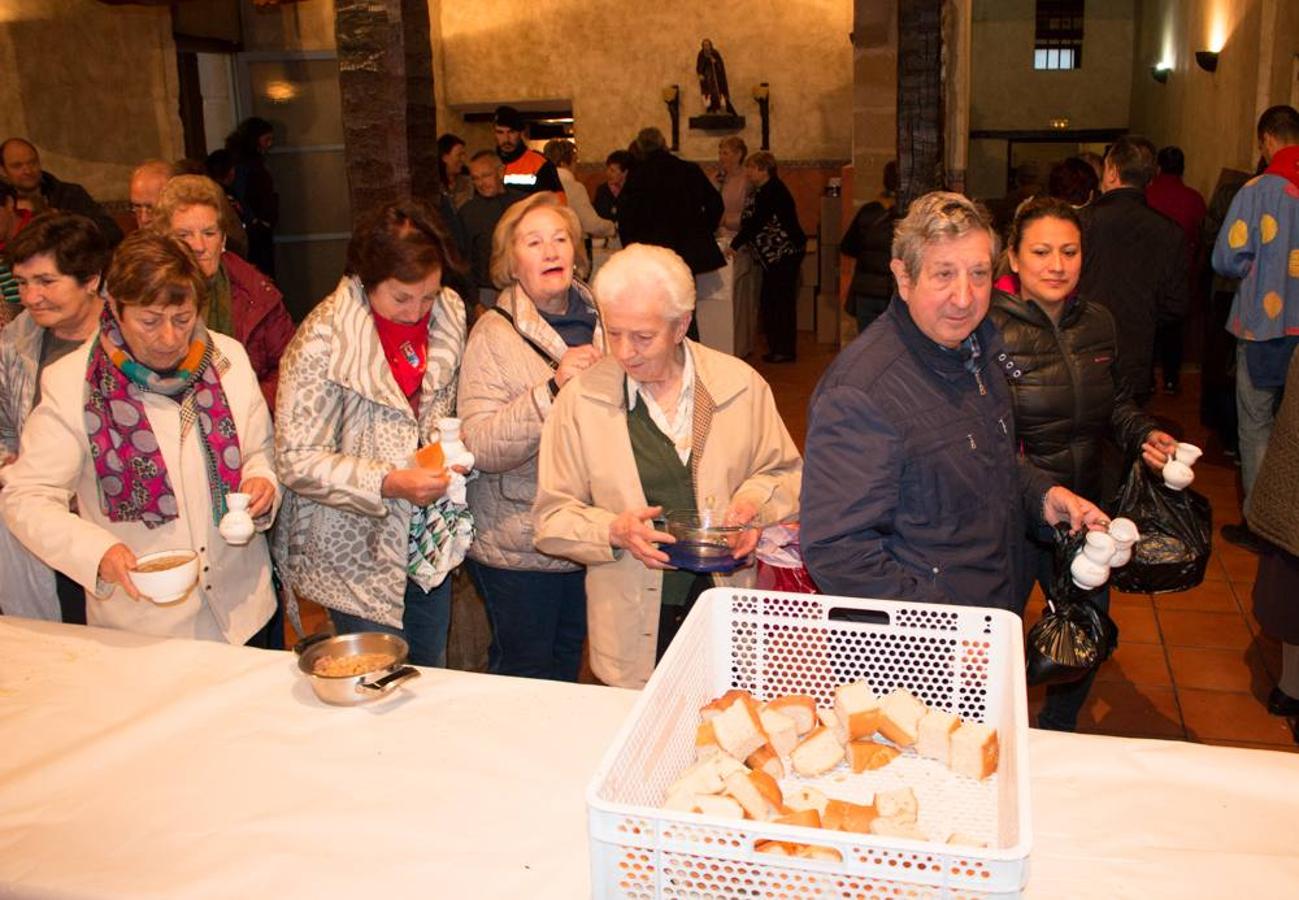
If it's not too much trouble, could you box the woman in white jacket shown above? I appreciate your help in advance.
[459,193,602,680]
[544,140,616,241]
[0,231,280,644]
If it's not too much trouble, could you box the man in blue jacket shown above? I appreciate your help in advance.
[802,192,1106,610]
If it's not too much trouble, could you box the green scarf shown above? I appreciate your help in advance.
[206,265,234,337]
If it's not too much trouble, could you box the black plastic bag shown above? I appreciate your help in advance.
[1110,460,1213,594]
[1025,527,1120,687]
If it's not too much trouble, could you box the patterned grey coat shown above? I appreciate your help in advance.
[0,310,43,459]
[273,276,466,628]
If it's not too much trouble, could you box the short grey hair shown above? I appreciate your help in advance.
[592,243,696,322]
[891,191,998,281]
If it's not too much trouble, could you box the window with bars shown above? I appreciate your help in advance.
[1034,0,1084,70]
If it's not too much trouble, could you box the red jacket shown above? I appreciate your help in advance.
[1146,173,1207,272]
[223,251,295,413]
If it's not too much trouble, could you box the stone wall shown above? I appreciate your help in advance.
[0,0,184,202]
[1129,0,1297,200]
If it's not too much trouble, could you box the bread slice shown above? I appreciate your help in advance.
[947,832,989,849]
[834,680,882,740]
[783,785,829,817]
[755,840,795,856]
[667,757,727,797]
[724,769,782,820]
[847,740,901,773]
[874,787,918,824]
[795,844,843,862]
[822,798,877,834]
[695,720,721,760]
[765,694,817,735]
[915,709,960,765]
[758,707,800,757]
[746,744,785,781]
[950,721,999,780]
[877,688,927,747]
[711,695,768,761]
[816,707,848,745]
[869,817,928,841]
[773,807,821,829]
[693,794,745,819]
[790,726,846,777]
[700,689,752,720]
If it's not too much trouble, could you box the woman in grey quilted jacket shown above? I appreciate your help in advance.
[459,193,603,681]
[274,202,467,667]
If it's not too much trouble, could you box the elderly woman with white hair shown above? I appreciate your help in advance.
[533,243,802,688]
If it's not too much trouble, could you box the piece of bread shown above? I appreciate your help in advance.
[869,817,928,841]
[692,794,745,819]
[790,726,846,777]
[915,709,960,765]
[765,694,818,735]
[877,688,928,747]
[700,689,753,720]
[413,443,444,471]
[746,744,785,781]
[662,788,697,812]
[696,720,721,760]
[795,844,843,862]
[834,680,882,740]
[711,695,768,761]
[783,785,829,817]
[773,807,821,829]
[758,707,800,757]
[724,770,782,820]
[755,840,795,856]
[950,722,999,780]
[848,740,902,773]
[822,798,877,833]
[667,757,727,797]
[947,832,989,849]
[874,787,918,824]
[816,707,848,745]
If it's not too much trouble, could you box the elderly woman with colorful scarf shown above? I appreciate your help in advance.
[0,230,280,645]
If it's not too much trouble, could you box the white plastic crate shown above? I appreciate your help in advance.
[587,589,1032,899]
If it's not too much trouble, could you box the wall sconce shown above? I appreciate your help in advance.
[1048,117,1070,130]
[662,84,681,151]
[1195,50,1219,72]
[752,82,771,151]
[1151,65,1170,84]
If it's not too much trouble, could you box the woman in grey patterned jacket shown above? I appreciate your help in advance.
[273,202,467,666]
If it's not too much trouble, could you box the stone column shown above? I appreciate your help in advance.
[334,0,439,219]
[851,0,898,207]
[896,0,944,210]
[944,0,972,194]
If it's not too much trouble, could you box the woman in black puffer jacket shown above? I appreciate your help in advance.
[989,196,1178,732]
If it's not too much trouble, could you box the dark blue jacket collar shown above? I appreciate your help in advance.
[887,294,1002,382]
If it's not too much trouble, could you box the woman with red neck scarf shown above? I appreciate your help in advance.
[274,202,468,667]
[989,196,1177,731]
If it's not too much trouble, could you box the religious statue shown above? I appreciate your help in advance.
[696,39,737,115]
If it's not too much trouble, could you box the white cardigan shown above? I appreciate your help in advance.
[557,167,616,238]
[0,334,279,644]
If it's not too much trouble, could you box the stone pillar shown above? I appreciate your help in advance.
[334,0,439,219]
[944,0,972,194]
[851,0,898,207]
[896,0,944,210]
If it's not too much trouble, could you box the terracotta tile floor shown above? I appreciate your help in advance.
[293,330,1296,751]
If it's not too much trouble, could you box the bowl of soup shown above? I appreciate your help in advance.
[130,549,199,604]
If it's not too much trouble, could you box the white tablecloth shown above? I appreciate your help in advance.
[1,618,1296,899]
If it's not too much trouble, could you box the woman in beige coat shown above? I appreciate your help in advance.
[460,193,602,681]
[534,243,802,688]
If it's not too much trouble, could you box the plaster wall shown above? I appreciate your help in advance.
[0,0,183,203]
[437,0,853,164]
[241,0,336,52]
[1128,0,1280,200]
[970,0,1135,133]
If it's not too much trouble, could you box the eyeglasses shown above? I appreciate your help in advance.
[130,203,154,215]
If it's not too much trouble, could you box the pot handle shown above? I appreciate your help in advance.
[357,666,420,695]
[292,629,337,656]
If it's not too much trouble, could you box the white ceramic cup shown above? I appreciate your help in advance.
[1108,517,1140,547]
[1174,442,1203,466]
[1071,553,1110,589]
[1163,459,1195,490]
[1083,531,1117,565]
[1110,546,1132,567]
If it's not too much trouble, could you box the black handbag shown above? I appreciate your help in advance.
[1025,527,1120,686]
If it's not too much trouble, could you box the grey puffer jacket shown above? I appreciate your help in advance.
[0,311,43,458]
[459,281,602,571]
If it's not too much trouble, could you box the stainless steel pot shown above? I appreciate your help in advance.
[294,631,420,706]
